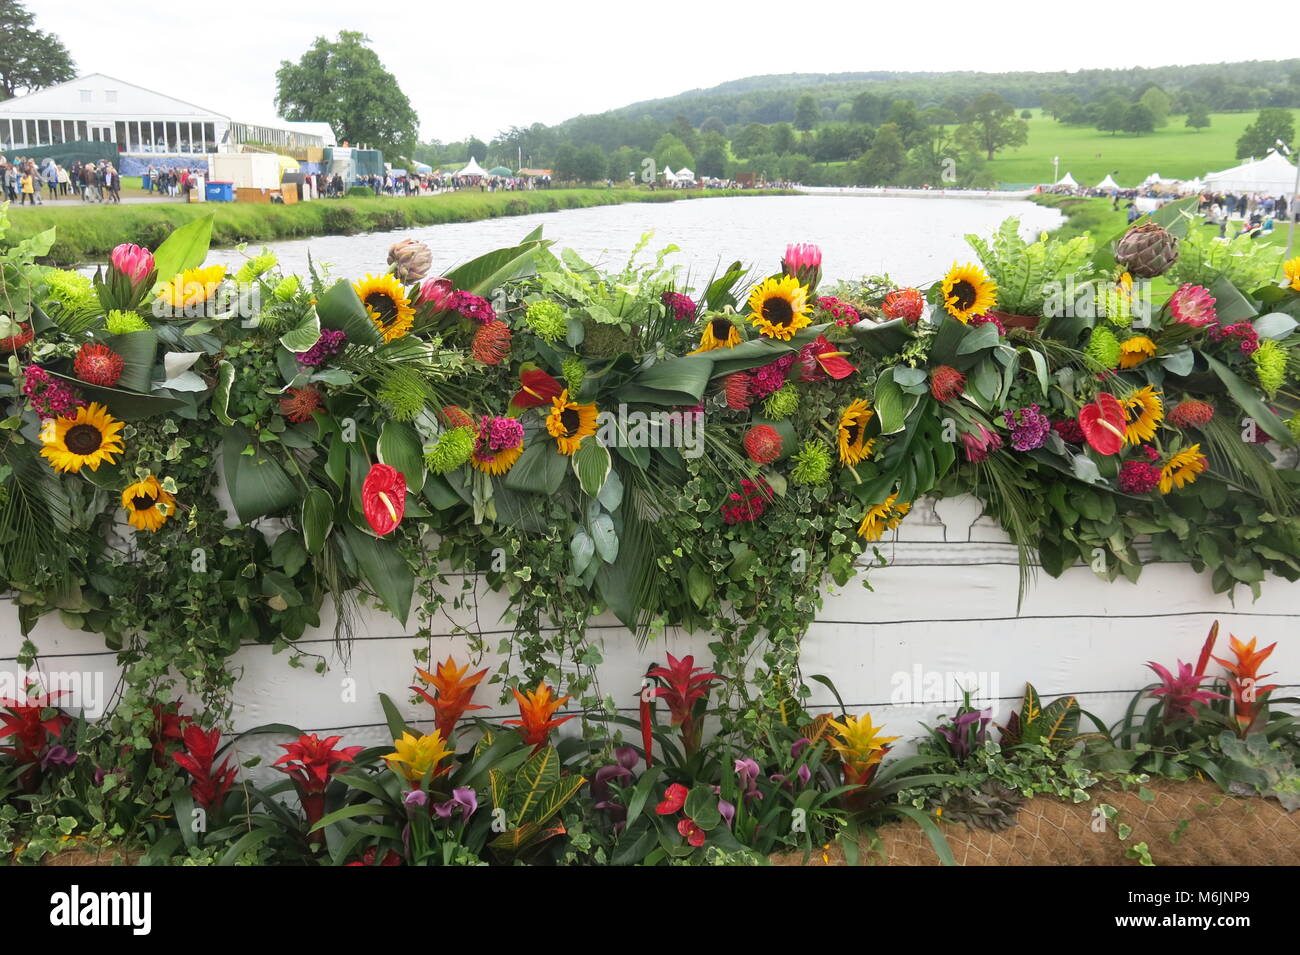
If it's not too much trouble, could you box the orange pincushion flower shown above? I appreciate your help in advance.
[74,343,125,387]
[279,386,323,423]
[743,424,783,464]
[440,405,475,429]
[724,372,753,410]
[503,682,577,748]
[0,322,34,351]
[471,319,512,365]
[881,288,925,323]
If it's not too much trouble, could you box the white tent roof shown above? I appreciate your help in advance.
[675,168,695,181]
[456,156,488,177]
[1095,174,1120,190]
[1054,171,1078,187]
[661,165,674,179]
[1203,150,1298,195]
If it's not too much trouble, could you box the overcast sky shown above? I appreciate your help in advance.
[27,0,1290,143]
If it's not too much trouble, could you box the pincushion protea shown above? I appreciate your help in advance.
[929,365,965,402]
[471,319,512,365]
[73,343,125,387]
[881,287,925,323]
[279,386,323,423]
[723,372,753,410]
[1167,399,1214,429]
[743,424,783,464]
[0,321,34,351]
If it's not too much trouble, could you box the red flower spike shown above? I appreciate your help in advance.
[1078,392,1127,456]
[510,366,564,408]
[361,463,406,536]
[648,653,718,756]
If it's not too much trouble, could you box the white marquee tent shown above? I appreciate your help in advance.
[661,165,674,180]
[456,156,488,177]
[675,167,695,182]
[1095,174,1120,191]
[1054,171,1078,187]
[1203,150,1299,195]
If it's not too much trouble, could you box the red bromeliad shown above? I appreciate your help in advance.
[411,656,489,741]
[647,653,718,756]
[273,733,364,842]
[361,463,406,536]
[148,702,193,767]
[0,691,71,790]
[171,724,238,811]
[1212,634,1279,735]
[1147,622,1226,720]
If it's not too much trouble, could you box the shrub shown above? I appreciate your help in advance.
[346,185,375,198]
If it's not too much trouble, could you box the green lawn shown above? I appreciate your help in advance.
[988,110,1300,188]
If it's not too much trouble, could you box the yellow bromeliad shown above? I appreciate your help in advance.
[827,713,900,785]
[382,730,454,785]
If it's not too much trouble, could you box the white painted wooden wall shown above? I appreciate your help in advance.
[3,494,1297,771]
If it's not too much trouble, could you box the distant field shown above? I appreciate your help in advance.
[987,110,1300,188]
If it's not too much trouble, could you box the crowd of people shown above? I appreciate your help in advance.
[1,155,124,204]
[142,166,211,200]
[1197,191,1298,237]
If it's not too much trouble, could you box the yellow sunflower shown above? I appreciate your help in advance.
[120,475,176,532]
[155,264,226,310]
[39,402,125,473]
[1284,257,1300,292]
[837,399,875,466]
[857,493,911,541]
[941,262,998,323]
[470,443,523,476]
[1121,385,1164,444]
[353,273,415,343]
[688,315,743,354]
[747,275,811,341]
[1160,444,1208,494]
[545,389,599,455]
[1118,335,1157,369]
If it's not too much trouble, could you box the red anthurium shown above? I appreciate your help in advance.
[361,463,406,536]
[648,653,718,756]
[655,782,689,815]
[798,335,857,381]
[274,733,365,842]
[1078,392,1127,455]
[677,817,707,847]
[171,724,238,812]
[510,366,564,409]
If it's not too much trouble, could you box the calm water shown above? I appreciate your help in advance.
[206,194,1062,289]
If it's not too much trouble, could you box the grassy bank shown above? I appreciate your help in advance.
[1034,193,1296,250]
[7,187,794,266]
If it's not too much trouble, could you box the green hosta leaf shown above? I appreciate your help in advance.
[279,308,322,354]
[572,439,611,498]
[874,368,917,435]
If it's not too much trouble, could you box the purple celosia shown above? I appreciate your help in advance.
[296,329,347,367]
[22,366,86,418]
[750,354,795,399]
[477,415,524,453]
[447,290,496,324]
[1004,403,1051,451]
[661,290,697,322]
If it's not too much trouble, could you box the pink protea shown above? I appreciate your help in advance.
[1168,284,1217,327]
[961,425,1002,463]
[416,276,454,308]
[109,243,155,284]
[781,243,822,289]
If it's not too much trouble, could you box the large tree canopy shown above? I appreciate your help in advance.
[0,0,75,101]
[275,31,419,155]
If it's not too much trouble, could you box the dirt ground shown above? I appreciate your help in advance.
[775,779,1300,865]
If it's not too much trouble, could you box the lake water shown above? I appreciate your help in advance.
[206,194,1063,290]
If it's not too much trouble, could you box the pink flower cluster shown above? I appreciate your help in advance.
[447,290,496,324]
[720,478,773,525]
[1209,322,1259,355]
[1003,403,1051,451]
[1119,447,1163,493]
[476,415,524,453]
[660,291,697,322]
[968,313,1006,336]
[23,366,86,418]
[1052,419,1085,443]
[816,296,860,326]
[295,329,347,367]
[751,354,795,399]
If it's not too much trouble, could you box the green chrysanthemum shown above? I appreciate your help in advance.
[561,355,586,393]
[424,426,475,473]
[525,300,568,343]
[1085,325,1122,369]
[1287,412,1300,443]
[43,269,97,311]
[235,250,278,285]
[762,383,800,419]
[376,366,433,421]
[790,440,831,485]
[1252,339,1287,399]
[273,275,300,301]
[105,309,149,334]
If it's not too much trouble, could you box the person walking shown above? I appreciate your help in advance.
[20,168,36,205]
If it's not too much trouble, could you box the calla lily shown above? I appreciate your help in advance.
[798,335,857,381]
[361,463,406,536]
[433,787,478,819]
[1078,393,1127,455]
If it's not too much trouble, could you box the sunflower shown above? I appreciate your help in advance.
[1118,335,1157,368]
[1121,385,1164,444]
[688,315,743,354]
[120,475,176,532]
[1160,444,1208,494]
[353,273,415,343]
[941,263,997,323]
[747,275,812,341]
[837,399,875,466]
[156,264,226,310]
[1284,256,1300,292]
[470,443,523,476]
[39,402,125,473]
[857,494,911,541]
[546,389,599,456]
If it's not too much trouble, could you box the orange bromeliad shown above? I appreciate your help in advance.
[1212,634,1279,735]
[503,682,576,748]
[411,657,489,741]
